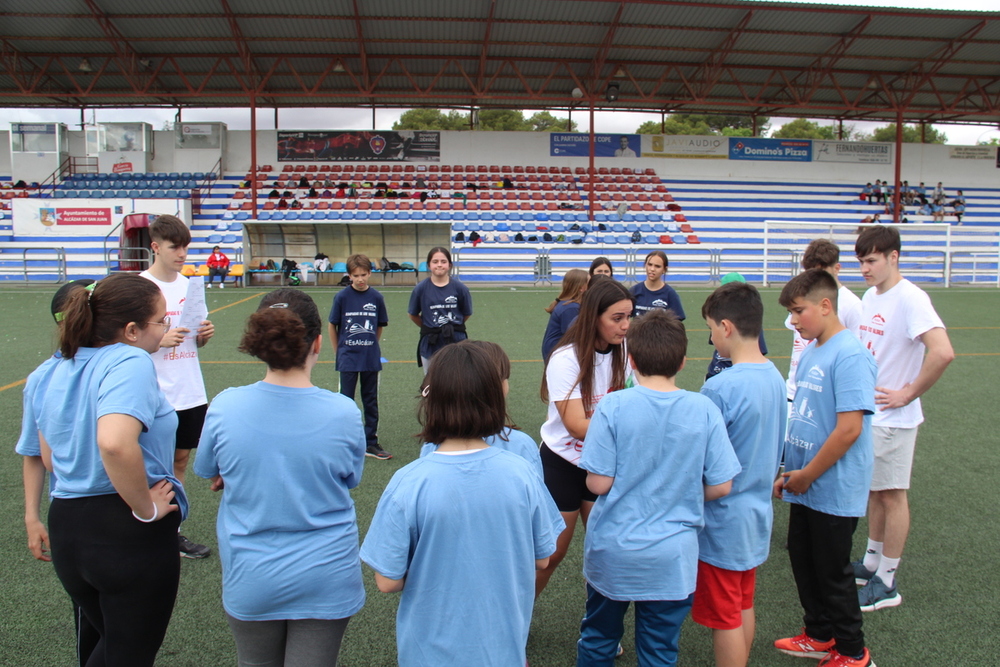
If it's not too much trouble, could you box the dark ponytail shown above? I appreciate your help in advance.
[59,274,161,359]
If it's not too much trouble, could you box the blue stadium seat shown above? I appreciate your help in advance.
[285,211,300,220]
[584,235,598,244]
[165,190,179,198]
[193,172,205,180]
[156,172,168,179]
[140,190,154,198]
[235,212,250,221]
[672,235,687,244]
[168,172,180,179]
[258,211,272,220]
[229,222,243,232]
[328,211,343,220]
[181,172,193,180]
[617,235,631,244]
[223,234,237,244]
[128,190,141,198]
[645,235,660,244]
[221,212,235,222]
[178,191,190,199]
[207,234,223,244]
[153,190,167,198]
[270,211,285,220]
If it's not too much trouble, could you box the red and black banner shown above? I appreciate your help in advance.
[277,130,440,162]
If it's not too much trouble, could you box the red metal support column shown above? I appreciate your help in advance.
[250,94,258,219]
[893,110,903,224]
[588,101,595,222]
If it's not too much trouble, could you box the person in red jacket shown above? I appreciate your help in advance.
[206,246,230,289]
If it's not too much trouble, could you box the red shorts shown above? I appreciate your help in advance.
[691,561,756,630]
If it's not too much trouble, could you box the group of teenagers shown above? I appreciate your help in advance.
[17,215,952,667]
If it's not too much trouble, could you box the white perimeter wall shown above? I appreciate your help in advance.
[2,128,997,189]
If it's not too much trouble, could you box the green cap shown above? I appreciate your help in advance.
[720,272,746,285]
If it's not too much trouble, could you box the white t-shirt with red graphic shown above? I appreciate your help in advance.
[785,285,864,400]
[140,270,208,411]
[857,278,945,428]
[541,345,616,466]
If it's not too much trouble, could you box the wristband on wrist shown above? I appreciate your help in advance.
[132,504,159,523]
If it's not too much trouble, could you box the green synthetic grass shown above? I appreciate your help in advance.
[1,283,998,666]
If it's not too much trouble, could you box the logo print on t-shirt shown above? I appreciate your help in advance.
[807,365,825,380]
[651,299,668,308]
[871,313,885,326]
[363,303,377,312]
[445,296,458,304]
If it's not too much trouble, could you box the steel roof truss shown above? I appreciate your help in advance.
[694,9,754,100]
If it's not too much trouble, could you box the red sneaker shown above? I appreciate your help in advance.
[818,648,875,667]
[774,631,836,659]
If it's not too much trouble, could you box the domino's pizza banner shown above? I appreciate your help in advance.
[729,137,811,162]
[277,131,440,162]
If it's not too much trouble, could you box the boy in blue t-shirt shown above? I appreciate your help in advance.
[329,253,391,460]
[578,309,741,667]
[773,269,877,667]
[693,282,786,667]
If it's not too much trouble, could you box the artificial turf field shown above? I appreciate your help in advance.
[1,282,997,667]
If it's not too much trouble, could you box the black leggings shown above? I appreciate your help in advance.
[49,494,181,667]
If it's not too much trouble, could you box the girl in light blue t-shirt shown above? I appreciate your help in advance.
[362,341,563,667]
[195,288,366,667]
[20,274,181,667]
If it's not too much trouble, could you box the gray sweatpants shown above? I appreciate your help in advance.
[226,614,351,667]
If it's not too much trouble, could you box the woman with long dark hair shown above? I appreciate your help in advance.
[536,277,634,597]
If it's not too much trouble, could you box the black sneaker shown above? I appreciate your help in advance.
[365,444,392,460]
[178,534,211,559]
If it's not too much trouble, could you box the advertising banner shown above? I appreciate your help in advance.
[550,133,641,158]
[729,137,811,161]
[948,145,996,160]
[813,141,893,164]
[277,130,440,162]
[640,135,727,159]
[13,199,191,236]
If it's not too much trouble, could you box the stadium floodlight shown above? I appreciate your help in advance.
[605,83,619,102]
[78,59,93,73]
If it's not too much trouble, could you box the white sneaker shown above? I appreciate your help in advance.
[206,283,212,288]
[219,283,224,289]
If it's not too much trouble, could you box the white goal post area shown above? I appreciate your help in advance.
[761,220,1000,288]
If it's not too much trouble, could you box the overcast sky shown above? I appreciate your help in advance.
[2,0,997,146]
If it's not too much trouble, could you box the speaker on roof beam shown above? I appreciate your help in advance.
[605,83,620,103]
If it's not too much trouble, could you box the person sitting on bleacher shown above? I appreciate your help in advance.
[206,246,230,289]
[872,180,884,205]
[861,183,873,202]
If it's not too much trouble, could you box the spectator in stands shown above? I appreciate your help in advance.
[951,191,966,224]
[277,198,289,210]
[900,181,911,204]
[195,289,365,667]
[298,176,310,189]
[589,257,614,278]
[917,200,932,217]
[290,199,303,210]
[931,201,945,223]
[861,183,873,202]
[268,189,280,199]
[206,246,230,289]
[933,182,945,204]
[872,180,884,205]
[914,182,926,200]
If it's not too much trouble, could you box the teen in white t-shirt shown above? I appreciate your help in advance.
[140,215,215,559]
[851,226,953,608]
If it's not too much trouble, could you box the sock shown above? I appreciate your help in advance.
[876,556,900,588]
[862,539,883,572]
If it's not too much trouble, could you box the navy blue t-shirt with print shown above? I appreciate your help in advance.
[329,285,388,372]
[408,278,473,360]
[630,282,686,320]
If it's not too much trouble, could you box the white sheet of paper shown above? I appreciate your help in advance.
[179,276,208,335]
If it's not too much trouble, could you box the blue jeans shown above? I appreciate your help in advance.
[577,584,692,667]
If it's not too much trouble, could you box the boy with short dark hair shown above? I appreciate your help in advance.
[785,239,863,403]
[852,225,953,611]
[329,253,391,460]
[140,214,214,558]
[578,309,741,666]
[694,283,786,667]
[774,269,878,667]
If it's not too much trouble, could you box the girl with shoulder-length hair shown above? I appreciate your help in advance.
[630,250,686,320]
[541,268,589,361]
[408,246,473,372]
[194,288,366,667]
[536,276,634,597]
[20,273,183,667]
[361,341,563,667]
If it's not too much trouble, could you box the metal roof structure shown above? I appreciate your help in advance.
[2,0,999,126]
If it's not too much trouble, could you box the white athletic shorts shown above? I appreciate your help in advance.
[870,426,919,491]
